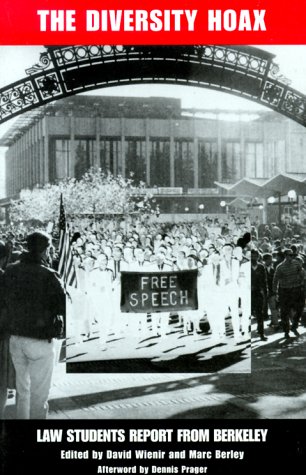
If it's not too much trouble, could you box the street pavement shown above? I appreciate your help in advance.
[64,315,251,373]
[4,320,306,420]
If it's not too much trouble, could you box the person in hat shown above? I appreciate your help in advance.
[262,225,272,240]
[284,224,293,240]
[271,223,283,241]
[273,248,305,339]
[2,231,65,419]
[173,250,187,271]
[260,237,272,254]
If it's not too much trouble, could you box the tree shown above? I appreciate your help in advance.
[9,168,154,225]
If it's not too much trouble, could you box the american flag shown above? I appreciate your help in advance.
[58,194,77,288]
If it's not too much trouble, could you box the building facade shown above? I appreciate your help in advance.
[1,95,306,214]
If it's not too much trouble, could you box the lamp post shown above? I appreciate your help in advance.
[288,189,297,202]
[267,195,282,225]
[287,189,298,225]
[198,203,205,214]
[267,197,275,225]
[258,204,264,224]
[220,200,228,216]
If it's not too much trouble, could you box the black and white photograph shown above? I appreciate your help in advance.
[0,45,306,420]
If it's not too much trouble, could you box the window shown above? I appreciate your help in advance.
[198,141,218,187]
[49,138,70,182]
[266,142,275,176]
[150,139,170,187]
[225,142,241,181]
[55,139,70,179]
[174,140,194,188]
[100,138,122,175]
[74,139,95,179]
[125,138,146,184]
[275,140,286,173]
[245,142,264,178]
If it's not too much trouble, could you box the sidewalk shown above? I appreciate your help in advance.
[48,322,306,419]
[5,323,306,420]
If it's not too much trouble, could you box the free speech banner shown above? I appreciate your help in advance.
[120,270,198,313]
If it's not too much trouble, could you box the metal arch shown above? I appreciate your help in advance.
[0,45,305,127]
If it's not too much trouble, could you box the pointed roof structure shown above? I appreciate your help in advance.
[215,173,306,199]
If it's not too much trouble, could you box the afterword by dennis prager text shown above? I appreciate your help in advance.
[36,428,269,443]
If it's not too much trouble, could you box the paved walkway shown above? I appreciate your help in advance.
[64,314,251,373]
[5,322,306,420]
[49,323,306,419]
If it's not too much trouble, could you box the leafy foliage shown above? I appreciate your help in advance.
[9,168,153,225]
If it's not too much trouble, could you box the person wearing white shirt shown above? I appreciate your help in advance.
[109,246,124,336]
[124,249,152,337]
[181,256,201,335]
[199,251,225,340]
[88,253,114,348]
[219,244,241,340]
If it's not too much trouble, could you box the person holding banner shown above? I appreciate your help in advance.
[172,250,190,328]
[173,250,188,271]
[181,254,201,335]
[147,249,173,337]
[127,249,151,337]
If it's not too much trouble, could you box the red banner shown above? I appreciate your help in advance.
[0,0,306,45]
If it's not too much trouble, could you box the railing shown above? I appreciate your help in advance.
[0,45,305,126]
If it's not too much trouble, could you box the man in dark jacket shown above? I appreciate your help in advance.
[251,249,268,341]
[262,253,280,329]
[3,231,65,419]
[273,248,305,339]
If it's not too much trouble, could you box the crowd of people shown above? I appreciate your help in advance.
[250,222,306,340]
[65,216,252,346]
[0,214,306,419]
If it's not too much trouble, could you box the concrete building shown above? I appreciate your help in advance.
[1,95,306,214]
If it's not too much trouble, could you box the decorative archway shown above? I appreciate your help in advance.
[0,45,305,127]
